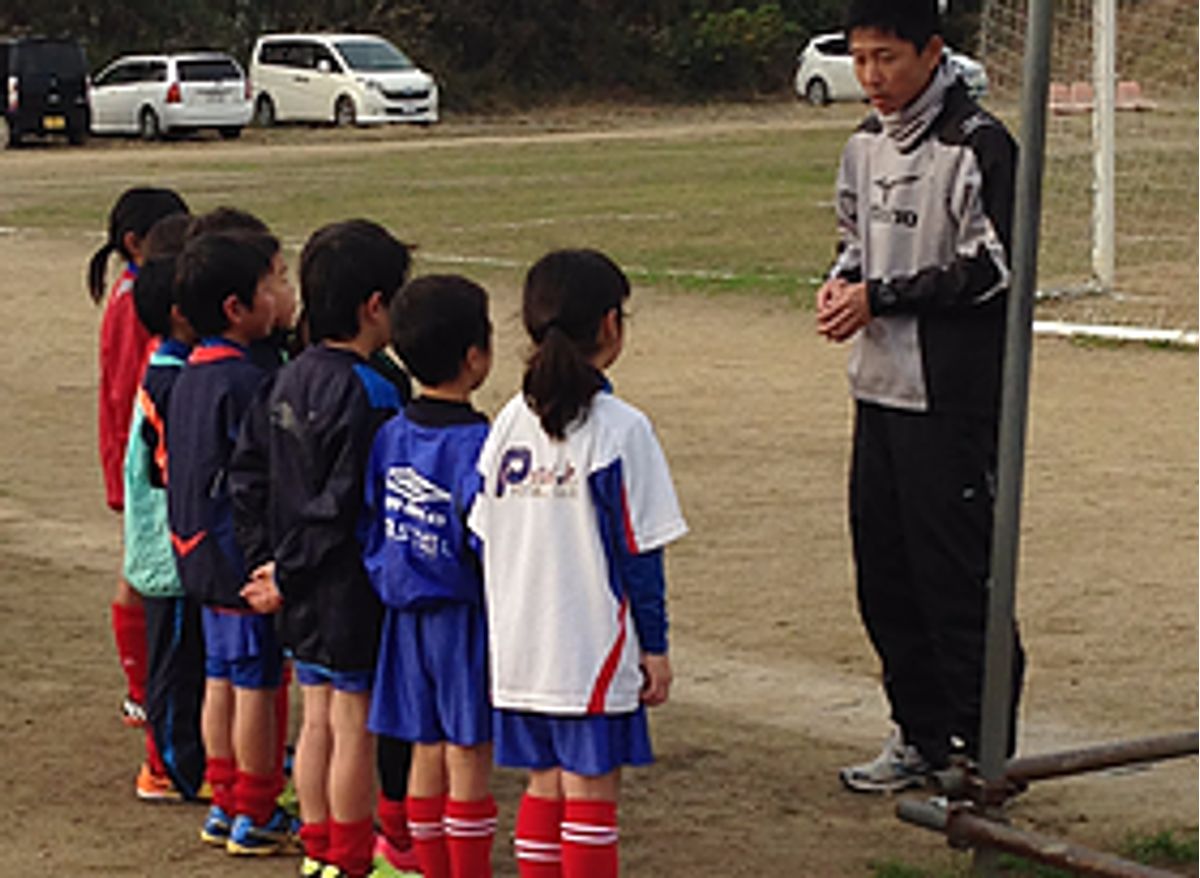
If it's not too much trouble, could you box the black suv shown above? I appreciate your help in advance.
[1,37,90,147]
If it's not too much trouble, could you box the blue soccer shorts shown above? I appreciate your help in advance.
[493,707,654,777]
[293,659,372,694]
[202,607,283,689]
[368,602,490,747]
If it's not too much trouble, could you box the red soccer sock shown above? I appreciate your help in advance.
[446,795,497,878]
[378,792,414,853]
[233,769,278,826]
[111,600,147,706]
[205,756,236,815]
[561,799,618,878]
[328,817,375,878]
[515,793,564,878]
[407,794,450,878]
[144,726,167,777]
[299,819,330,862]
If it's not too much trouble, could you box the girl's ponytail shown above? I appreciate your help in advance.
[521,249,630,440]
[87,186,190,306]
[86,242,115,303]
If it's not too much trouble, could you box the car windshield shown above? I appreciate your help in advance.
[334,39,413,72]
[179,59,241,82]
[16,41,86,76]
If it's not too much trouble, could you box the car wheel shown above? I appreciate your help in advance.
[68,125,87,146]
[138,107,161,141]
[806,78,830,107]
[334,95,356,127]
[255,94,276,128]
[218,126,242,140]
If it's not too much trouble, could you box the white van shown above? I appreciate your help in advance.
[249,34,438,126]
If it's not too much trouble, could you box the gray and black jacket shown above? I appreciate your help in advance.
[830,64,1016,417]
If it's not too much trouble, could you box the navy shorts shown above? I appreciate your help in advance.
[493,707,653,777]
[202,607,283,689]
[369,603,490,747]
[294,660,372,694]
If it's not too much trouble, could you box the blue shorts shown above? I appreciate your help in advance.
[202,607,283,689]
[369,603,490,747]
[493,707,653,777]
[294,660,372,694]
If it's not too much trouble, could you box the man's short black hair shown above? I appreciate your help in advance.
[390,275,491,387]
[300,219,412,343]
[845,0,941,51]
[175,230,276,337]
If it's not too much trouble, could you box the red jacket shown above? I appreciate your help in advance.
[98,266,153,511]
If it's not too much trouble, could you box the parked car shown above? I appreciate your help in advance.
[0,36,90,147]
[89,52,252,140]
[794,31,988,106]
[250,33,438,127]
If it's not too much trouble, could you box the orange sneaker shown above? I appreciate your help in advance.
[135,763,183,803]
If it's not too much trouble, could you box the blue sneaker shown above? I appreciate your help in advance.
[200,804,232,846]
[226,806,299,856]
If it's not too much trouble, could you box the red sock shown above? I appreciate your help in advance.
[378,792,414,852]
[329,817,375,877]
[144,727,167,776]
[561,800,618,878]
[111,600,147,705]
[446,795,497,878]
[205,756,236,814]
[234,769,278,826]
[407,794,450,878]
[299,819,330,862]
[515,794,563,878]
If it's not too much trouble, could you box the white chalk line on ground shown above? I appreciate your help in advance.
[3,226,1195,342]
[0,496,1172,765]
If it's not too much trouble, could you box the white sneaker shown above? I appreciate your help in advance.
[839,728,930,793]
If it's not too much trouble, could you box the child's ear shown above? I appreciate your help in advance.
[123,230,143,264]
[221,293,243,325]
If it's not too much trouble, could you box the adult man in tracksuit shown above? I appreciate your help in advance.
[818,0,1026,792]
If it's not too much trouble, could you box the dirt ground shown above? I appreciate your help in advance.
[0,137,1196,875]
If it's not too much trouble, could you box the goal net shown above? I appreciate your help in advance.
[976,0,1197,330]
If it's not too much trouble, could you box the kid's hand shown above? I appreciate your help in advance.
[240,562,282,614]
[640,653,672,707]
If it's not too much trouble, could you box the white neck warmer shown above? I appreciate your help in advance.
[877,62,954,151]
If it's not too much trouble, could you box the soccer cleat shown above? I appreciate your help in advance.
[122,695,147,728]
[839,728,931,793]
[200,804,233,846]
[226,807,300,856]
[370,833,423,877]
[300,855,325,877]
[135,762,183,802]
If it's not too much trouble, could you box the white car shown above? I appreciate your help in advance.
[250,34,438,127]
[89,52,252,139]
[794,32,988,106]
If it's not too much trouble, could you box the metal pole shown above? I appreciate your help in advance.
[900,801,1181,878]
[1092,0,1117,290]
[1005,731,1199,784]
[973,0,1054,872]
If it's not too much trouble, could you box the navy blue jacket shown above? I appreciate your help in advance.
[231,344,401,671]
[167,338,266,608]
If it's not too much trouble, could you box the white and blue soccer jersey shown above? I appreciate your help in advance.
[469,389,687,715]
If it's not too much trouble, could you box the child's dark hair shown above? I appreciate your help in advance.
[175,230,277,337]
[300,219,412,343]
[131,213,193,337]
[522,249,629,440]
[390,275,491,387]
[87,187,189,303]
[186,206,269,238]
[844,0,941,51]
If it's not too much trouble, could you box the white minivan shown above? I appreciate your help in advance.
[249,34,438,127]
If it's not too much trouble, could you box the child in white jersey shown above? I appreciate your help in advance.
[468,249,687,878]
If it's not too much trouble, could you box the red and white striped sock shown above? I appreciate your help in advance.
[514,793,563,878]
[407,794,450,878]
[445,795,497,878]
[561,799,618,878]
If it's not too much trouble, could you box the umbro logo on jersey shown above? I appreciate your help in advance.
[387,466,452,505]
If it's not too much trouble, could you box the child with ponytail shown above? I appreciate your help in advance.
[469,249,688,878]
[87,186,189,732]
